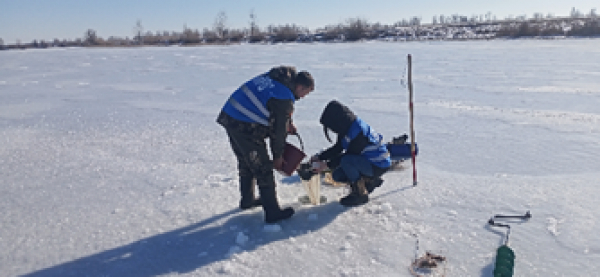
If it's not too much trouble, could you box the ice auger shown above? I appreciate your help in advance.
[488,211,531,277]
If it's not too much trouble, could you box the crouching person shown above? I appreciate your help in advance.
[217,66,314,223]
[311,100,391,207]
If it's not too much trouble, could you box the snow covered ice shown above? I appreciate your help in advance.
[1,40,600,276]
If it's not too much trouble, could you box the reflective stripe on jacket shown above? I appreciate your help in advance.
[222,74,295,126]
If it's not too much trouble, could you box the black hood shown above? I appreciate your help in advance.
[319,100,356,140]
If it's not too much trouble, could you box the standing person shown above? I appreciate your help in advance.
[311,100,391,207]
[217,66,314,223]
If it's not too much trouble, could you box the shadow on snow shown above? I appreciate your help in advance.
[23,202,348,277]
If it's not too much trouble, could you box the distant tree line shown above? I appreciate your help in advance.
[496,8,599,37]
[497,19,600,37]
[1,8,599,51]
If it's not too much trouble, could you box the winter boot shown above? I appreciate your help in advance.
[239,176,261,210]
[259,185,294,223]
[340,179,369,207]
[365,177,384,194]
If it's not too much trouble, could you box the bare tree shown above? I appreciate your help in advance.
[395,19,409,26]
[248,9,265,42]
[249,9,259,37]
[213,11,228,40]
[228,29,245,42]
[84,29,98,45]
[134,20,144,45]
[182,27,201,44]
[451,14,460,23]
[318,24,344,41]
[571,7,583,18]
[345,18,369,41]
[269,24,301,42]
[410,17,421,26]
[203,28,219,43]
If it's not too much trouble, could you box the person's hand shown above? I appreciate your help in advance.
[312,161,328,173]
[287,122,297,135]
[309,155,320,163]
[273,157,285,170]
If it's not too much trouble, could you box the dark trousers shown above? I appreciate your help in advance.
[332,154,373,183]
[225,127,289,218]
[331,154,390,184]
[225,128,275,189]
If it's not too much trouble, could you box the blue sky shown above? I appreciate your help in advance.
[1,0,598,44]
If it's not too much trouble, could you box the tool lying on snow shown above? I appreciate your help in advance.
[408,235,447,277]
[386,134,418,170]
[488,211,532,277]
[409,251,447,277]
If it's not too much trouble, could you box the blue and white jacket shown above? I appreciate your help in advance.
[222,73,295,126]
[318,100,392,170]
[217,67,298,160]
[341,118,392,168]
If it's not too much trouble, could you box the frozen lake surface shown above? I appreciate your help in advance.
[1,39,599,276]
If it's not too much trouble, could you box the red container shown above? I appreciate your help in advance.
[277,142,306,176]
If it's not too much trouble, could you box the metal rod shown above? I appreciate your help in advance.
[408,54,417,186]
[488,211,531,246]
[492,211,532,220]
[489,219,512,245]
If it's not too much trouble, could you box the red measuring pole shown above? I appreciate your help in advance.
[408,54,417,186]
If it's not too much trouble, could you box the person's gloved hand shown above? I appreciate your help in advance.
[309,154,320,163]
[312,161,328,173]
[287,122,297,135]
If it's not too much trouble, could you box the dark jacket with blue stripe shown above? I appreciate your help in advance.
[318,100,391,175]
[217,66,297,160]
